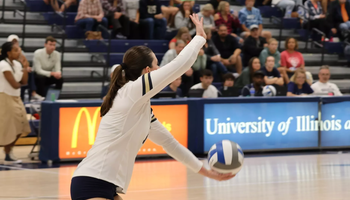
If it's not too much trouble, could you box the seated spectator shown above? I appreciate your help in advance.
[162,77,183,97]
[192,48,207,82]
[242,25,267,66]
[203,27,228,82]
[75,0,108,39]
[7,35,44,101]
[262,56,284,86]
[214,1,241,38]
[235,57,261,88]
[169,27,191,49]
[311,65,343,96]
[219,73,235,92]
[33,36,63,97]
[259,38,280,68]
[239,0,272,40]
[169,1,196,35]
[59,0,77,12]
[101,0,137,39]
[328,0,350,41]
[190,69,218,98]
[161,0,179,22]
[44,0,76,13]
[198,4,216,30]
[302,0,332,41]
[139,0,167,39]
[272,0,303,18]
[125,0,141,39]
[287,69,314,96]
[241,70,265,97]
[212,24,242,74]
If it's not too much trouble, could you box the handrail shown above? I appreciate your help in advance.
[20,0,27,48]
[1,0,6,21]
[97,24,111,99]
[297,5,311,51]
[51,0,67,70]
[271,15,283,51]
[312,28,326,65]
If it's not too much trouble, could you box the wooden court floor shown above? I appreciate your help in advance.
[0,146,349,200]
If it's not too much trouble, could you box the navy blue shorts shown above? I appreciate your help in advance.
[71,176,118,200]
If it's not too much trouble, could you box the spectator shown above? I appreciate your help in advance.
[169,1,196,35]
[287,69,314,96]
[139,0,167,39]
[311,65,342,96]
[7,35,44,101]
[169,27,191,49]
[212,24,242,74]
[262,56,284,86]
[259,38,280,68]
[214,1,241,37]
[198,4,215,30]
[192,48,207,80]
[235,57,261,88]
[239,0,272,40]
[190,69,218,98]
[272,0,303,18]
[162,77,183,97]
[0,42,30,164]
[279,37,304,84]
[328,0,350,41]
[209,0,222,11]
[203,27,228,82]
[242,24,267,67]
[241,70,265,97]
[161,0,180,22]
[302,0,332,41]
[59,0,77,12]
[124,0,141,39]
[75,0,108,39]
[219,73,235,92]
[33,36,63,97]
[160,40,186,67]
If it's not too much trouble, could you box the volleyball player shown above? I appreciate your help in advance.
[70,14,235,200]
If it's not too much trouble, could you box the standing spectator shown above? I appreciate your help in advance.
[190,69,218,98]
[198,4,215,30]
[242,25,267,67]
[7,35,44,101]
[169,1,196,35]
[235,57,261,88]
[75,0,108,39]
[169,27,191,49]
[311,65,342,96]
[139,0,167,39]
[262,56,284,86]
[239,0,272,40]
[279,37,308,84]
[162,77,183,97]
[203,27,228,82]
[241,70,265,97]
[328,0,350,41]
[287,69,314,96]
[33,36,63,97]
[259,38,280,68]
[214,1,241,37]
[0,42,30,164]
[212,24,242,74]
[272,0,303,18]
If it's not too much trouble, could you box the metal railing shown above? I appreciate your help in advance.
[11,0,28,48]
[97,24,111,97]
[51,0,67,69]
[297,5,311,51]
[312,28,325,64]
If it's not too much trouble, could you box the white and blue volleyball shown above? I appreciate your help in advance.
[262,85,277,96]
[208,140,244,175]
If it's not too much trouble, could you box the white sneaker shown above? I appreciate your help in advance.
[31,93,45,102]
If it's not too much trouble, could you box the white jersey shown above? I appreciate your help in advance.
[73,36,206,193]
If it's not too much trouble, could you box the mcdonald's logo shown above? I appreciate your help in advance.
[59,105,188,159]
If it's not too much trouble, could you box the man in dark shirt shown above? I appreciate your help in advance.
[242,24,267,66]
[241,70,265,97]
[139,0,167,39]
[212,24,242,74]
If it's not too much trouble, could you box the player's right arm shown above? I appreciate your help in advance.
[129,14,207,103]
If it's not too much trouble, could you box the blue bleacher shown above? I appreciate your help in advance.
[84,40,169,53]
[106,53,165,66]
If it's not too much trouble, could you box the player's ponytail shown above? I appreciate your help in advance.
[100,45,153,117]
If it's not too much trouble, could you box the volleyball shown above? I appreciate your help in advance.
[208,140,244,175]
[262,85,277,96]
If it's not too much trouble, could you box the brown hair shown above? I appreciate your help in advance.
[285,37,298,50]
[100,46,154,116]
[290,69,306,83]
[223,73,235,82]
[169,1,194,28]
[45,36,57,43]
[248,57,260,83]
[217,1,229,14]
[174,27,190,40]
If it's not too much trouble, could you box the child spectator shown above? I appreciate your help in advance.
[212,24,242,74]
[259,38,280,68]
[239,0,272,40]
[162,77,183,97]
[220,73,235,92]
[328,0,350,41]
[311,65,343,96]
[170,1,196,35]
[214,1,240,36]
[242,25,267,67]
[262,56,284,86]
[235,57,261,88]
[287,69,314,96]
[169,27,191,49]
[139,0,167,39]
[198,4,215,30]
[190,69,218,98]
[241,70,265,97]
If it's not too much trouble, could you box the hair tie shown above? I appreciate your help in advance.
[120,63,127,70]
